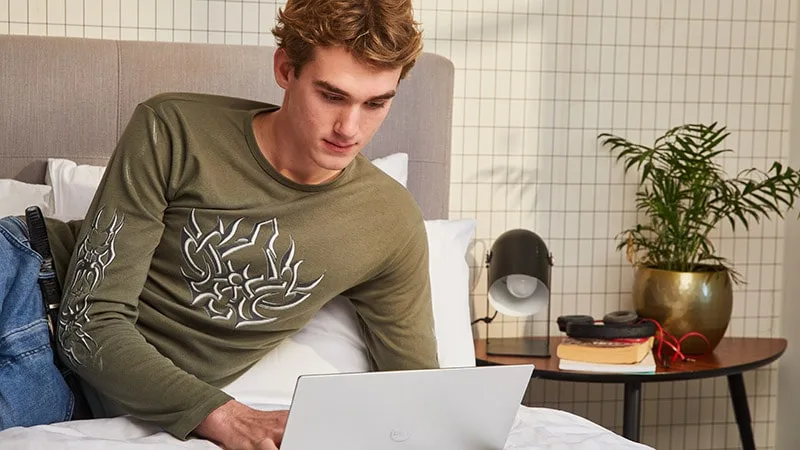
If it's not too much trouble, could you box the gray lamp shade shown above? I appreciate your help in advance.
[487,229,552,317]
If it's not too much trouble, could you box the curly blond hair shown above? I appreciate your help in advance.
[272,0,423,80]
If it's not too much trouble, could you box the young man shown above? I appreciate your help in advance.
[52,0,438,448]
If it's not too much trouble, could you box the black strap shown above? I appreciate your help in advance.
[24,207,61,340]
[24,206,94,421]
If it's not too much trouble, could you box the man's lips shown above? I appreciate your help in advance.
[323,139,357,152]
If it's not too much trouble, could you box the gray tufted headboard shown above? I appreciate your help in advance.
[0,34,454,220]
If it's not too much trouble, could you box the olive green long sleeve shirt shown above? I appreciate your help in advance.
[54,93,438,439]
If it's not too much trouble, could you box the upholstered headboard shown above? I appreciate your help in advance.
[0,34,454,220]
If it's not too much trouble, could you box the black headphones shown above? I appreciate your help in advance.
[556,311,657,340]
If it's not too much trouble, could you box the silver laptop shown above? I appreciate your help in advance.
[280,364,534,450]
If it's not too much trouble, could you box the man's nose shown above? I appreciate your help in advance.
[334,106,359,139]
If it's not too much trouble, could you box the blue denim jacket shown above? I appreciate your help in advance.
[0,215,73,429]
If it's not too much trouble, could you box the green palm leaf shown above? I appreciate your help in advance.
[598,123,800,284]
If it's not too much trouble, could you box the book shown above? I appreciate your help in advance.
[558,351,657,374]
[556,336,654,365]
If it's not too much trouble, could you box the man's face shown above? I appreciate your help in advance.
[275,45,403,183]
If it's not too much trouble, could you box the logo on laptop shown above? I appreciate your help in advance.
[181,211,325,328]
[390,428,411,442]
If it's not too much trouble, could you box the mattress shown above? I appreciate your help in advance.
[0,405,653,450]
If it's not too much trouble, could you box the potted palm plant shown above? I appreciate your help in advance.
[598,123,800,354]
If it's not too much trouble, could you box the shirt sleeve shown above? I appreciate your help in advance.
[55,103,232,439]
[343,220,440,371]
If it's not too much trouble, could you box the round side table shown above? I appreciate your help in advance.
[475,336,787,449]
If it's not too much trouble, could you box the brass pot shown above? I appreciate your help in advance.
[632,265,733,354]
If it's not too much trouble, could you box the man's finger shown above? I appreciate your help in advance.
[260,439,279,450]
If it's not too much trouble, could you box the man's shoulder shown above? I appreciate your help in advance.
[139,92,278,118]
[351,154,424,226]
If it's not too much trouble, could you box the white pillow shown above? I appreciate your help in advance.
[44,153,408,221]
[221,296,371,410]
[424,218,477,368]
[222,218,477,409]
[0,179,54,218]
[46,158,106,221]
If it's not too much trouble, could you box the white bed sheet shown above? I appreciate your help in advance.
[0,405,653,450]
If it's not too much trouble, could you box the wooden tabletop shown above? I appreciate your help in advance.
[475,336,787,383]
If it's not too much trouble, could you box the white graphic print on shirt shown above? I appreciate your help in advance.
[180,210,325,328]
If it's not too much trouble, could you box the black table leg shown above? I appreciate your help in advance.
[727,373,756,450]
[623,381,642,442]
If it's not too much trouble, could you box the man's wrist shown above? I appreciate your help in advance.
[171,390,234,441]
[194,399,238,444]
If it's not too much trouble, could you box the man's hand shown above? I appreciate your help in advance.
[194,400,289,449]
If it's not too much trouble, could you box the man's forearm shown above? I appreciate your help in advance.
[58,319,232,438]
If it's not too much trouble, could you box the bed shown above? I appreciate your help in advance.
[0,34,653,449]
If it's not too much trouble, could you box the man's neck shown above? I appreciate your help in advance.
[253,110,339,185]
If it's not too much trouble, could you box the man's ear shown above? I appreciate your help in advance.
[273,48,294,89]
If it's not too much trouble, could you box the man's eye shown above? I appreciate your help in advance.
[322,93,343,102]
[366,101,386,109]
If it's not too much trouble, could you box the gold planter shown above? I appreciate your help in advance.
[632,265,733,355]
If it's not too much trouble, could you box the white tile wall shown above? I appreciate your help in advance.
[2,0,795,448]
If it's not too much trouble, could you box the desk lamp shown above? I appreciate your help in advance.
[484,229,553,357]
